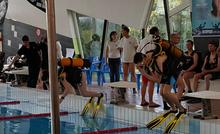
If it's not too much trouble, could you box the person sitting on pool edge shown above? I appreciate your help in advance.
[58,57,104,117]
[193,40,220,92]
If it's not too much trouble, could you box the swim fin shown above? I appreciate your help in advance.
[80,97,94,116]
[164,112,185,133]
[146,110,176,129]
[92,93,104,118]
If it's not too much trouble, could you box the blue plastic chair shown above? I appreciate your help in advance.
[90,57,104,85]
[99,62,110,85]
[82,56,101,85]
[82,67,91,84]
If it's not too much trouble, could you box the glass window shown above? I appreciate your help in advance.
[106,22,121,41]
[107,22,141,43]
[77,14,104,58]
[147,0,168,39]
[147,0,192,51]
[170,7,192,51]
[129,28,142,41]
[168,0,182,10]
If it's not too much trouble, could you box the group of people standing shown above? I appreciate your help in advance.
[105,25,138,95]
[5,25,220,111]
[134,26,220,112]
[106,25,220,111]
[7,35,63,89]
[6,35,104,104]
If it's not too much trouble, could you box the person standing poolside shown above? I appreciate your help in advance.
[136,26,160,107]
[134,33,186,113]
[106,31,121,83]
[8,35,41,88]
[119,25,138,94]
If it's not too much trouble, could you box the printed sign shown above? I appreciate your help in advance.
[192,0,220,36]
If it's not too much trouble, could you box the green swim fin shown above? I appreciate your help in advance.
[164,112,185,133]
[146,110,176,129]
[80,97,94,116]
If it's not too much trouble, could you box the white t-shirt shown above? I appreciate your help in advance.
[137,35,156,54]
[106,41,121,58]
[120,36,138,63]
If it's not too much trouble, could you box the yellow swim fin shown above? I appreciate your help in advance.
[146,110,176,129]
[164,112,185,133]
[92,93,104,118]
[80,97,94,116]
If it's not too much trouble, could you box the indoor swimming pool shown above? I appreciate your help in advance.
[0,106,164,134]
[0,84,218,134]
[0,84,164,134]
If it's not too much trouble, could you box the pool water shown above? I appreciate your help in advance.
[0,106,163,134]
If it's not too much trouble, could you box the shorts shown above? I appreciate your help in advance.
[160,73,172,85]
[160,53,180,84]
[142,75,149,84]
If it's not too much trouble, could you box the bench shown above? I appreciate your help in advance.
[185,91,220,119]
[186,79,220,119]
[189,79,220,92]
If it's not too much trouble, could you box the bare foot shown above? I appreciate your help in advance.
[59,96,65,104]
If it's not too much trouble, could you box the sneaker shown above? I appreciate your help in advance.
[133,88,137,94]
[188,90,193,93]
[163,102,170,110]
[164,105,170,110]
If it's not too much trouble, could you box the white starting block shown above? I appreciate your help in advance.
[185,91,220,119]
[104,81,136,105]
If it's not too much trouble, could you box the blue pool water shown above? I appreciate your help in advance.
[0,106,163,134]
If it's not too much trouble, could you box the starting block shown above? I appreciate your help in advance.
[185,91,220,119]
[104,81,136,105]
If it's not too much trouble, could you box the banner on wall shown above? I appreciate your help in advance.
[192,0,220,36]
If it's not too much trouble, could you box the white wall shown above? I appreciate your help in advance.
[6,0,153,38]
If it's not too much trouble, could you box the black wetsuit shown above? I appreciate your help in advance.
[159,43,183,84]
[184,51,201,73]
[59,66,82,95]
[39,42,49,90]
[204,53,220,80]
